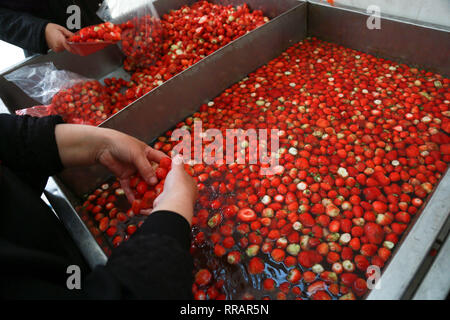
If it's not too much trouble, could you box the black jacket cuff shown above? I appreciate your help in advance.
[37,20,50,54]
[0,114,64,174]
[139,211,192,250]
[29,115,65,176]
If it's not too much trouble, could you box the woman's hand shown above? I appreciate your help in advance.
[55,124,165,190]
[45,23,74,53]
[94,129,165,185]
[152,155,198,225]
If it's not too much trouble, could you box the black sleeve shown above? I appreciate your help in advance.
[0,7,49,54]
[0,114,64,193]
[83,211,194,300]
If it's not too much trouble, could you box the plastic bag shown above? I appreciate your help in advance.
[13,80,117,126]
[5,62,118,125]
[48,79,116,126]
[4,62,88,105]
[97,0,163,71]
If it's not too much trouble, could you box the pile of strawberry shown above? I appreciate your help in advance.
[39,1,269,124]
[77,22,449,301]
[184,39,448,300]
[49,80,126,126]
[69,22,122,43]
[120,16,164,71]
[84,38,447,300]
[124,2,268,97]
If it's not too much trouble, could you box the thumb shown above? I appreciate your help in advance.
[170,154,184,171]
[145,146,165,163]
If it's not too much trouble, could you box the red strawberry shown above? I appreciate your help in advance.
[287,268,302,283]
[248,257,265,274]
[136,181,148,195]
[363,187,381,201]
[406,145,420,158]
[372,201,387,214]
[364,222,385,244]
[361,243,378,256]
[195,269,212,286]
[106,226,117,237]
[237,208,257,222]
[159,157,172,169]
[340,273,358,287]
[126,224,137,235]
[227,251,241,264]
[373,171,390,186]
[214,244,226,257]
[131,199,142,214]
[352,278,368,297]
[271,248,286,262]
[99,217,109,232]
[440,144,450,155]
[155,167,168,180]
[354,255,370,271]
[299,213,315,227]
[298,250,322,268]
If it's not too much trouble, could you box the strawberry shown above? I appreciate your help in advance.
[406,145,420,158]
[155,167,168,180]
[195,269,212,286]
[298,250,322,268]
[364,222,385,244]
[286,268,302,283]
[248,257,265,275]
[237,208,257,222]
[361,243,378,256]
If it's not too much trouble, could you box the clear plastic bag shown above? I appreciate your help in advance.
[4,62,88,105]
[97,0,163,71]
[5,62,114,125]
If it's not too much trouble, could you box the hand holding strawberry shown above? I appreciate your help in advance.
[152,155,198,225]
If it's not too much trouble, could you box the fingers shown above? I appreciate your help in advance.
[172,154,184,168]
[167,154,198,202]
[145,146,166,163]
[169,155,187,177]
[119,178,135,203]
[173,154,184,164]
[138,146,166,185]
[60,27,75,38]
[45,23,75,53]
[62,40,74,53]
[135,152,158,185]
[162,154,185,183]
[61,29,75,53]
[53,47,64,53]
[57,28,73,53]
[53,36,66,52]
[151,155,182,212]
